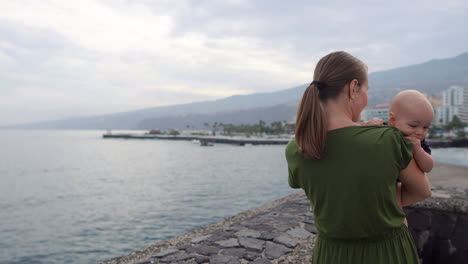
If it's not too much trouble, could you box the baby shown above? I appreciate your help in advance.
[389,90,434,226]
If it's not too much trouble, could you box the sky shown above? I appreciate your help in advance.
[1,0,467,126]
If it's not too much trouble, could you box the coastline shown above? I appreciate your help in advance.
[101,162,468,264]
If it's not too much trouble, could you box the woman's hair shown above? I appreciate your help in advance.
[295,51,367,160]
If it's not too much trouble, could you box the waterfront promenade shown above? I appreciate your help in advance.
[101,162,468,264]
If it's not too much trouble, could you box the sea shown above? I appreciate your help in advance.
[0,130,467,264]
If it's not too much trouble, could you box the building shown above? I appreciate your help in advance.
[360,104,390,122]
[437,86,468,125]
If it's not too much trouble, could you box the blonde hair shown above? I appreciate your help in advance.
[295,51,367,160]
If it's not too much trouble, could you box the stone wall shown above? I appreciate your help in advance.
[405,187,468,264]
[102,187,468,264]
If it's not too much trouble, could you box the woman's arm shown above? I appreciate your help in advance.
[399,159,432,207]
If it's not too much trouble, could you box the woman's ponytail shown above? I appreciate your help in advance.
[295,83,327,160]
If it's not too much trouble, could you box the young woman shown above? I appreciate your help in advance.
[285,51,431,263]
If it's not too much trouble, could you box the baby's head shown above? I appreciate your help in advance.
[389,90,434,140]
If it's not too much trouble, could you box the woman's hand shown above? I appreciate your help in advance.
[359,118,385,126]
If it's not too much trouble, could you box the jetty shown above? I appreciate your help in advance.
[102,133,291,146]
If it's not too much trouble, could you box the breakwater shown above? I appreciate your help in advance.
[103,133,290,146]
[101,186,468,264]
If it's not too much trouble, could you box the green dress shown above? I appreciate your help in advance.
[285,126,419,264]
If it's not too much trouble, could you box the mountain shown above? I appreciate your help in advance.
[368,52,468,106]
[6,51,468,130]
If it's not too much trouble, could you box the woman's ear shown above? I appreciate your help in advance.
[388,112,396,126]
[348,79,359,100]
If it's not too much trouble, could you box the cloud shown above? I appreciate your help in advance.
[0,0,467,125]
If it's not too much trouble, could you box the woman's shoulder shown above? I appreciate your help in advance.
[329,125,403,139]
[285,138,298,158]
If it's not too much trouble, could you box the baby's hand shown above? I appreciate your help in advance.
[360,118,385,126]
[405,136,421,147]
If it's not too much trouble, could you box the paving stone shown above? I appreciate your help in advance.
[276,225,290,232]
[220,248,246,257]
[153,248,179,258]
[224,226,242,232]
[238,237,265,252]
[258,231,278,241]
[159,251,192,263]
[234,229,261,238]
[245,224,274,232]
[251,258,272,264]
[286,227,312,240]
[186,245,220,256]
[206,231,233,243]
[265,242,292,260]
[273,235,298,248]
[243,250,261,261]
[192,235,212,244]
[192,254,210,263]
[135,260,151,264]
[304,218,315,224]
[215,238,239,248]
[209,255,240,264]
[304,223,318,234]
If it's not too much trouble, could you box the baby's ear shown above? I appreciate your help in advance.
[388,112,396,126]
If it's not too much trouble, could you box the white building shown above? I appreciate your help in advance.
[360,104,390,122]
[437,86,468,125]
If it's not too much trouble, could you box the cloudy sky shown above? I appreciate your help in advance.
[1,0,467,126]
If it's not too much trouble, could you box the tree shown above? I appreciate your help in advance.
[447,115,464,130]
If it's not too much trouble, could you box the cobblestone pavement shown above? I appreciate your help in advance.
[102,192,316,264]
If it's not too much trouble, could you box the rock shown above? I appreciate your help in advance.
[193,254,210,263]
[243,250,261,261]
[159,251,192,263]
[192,235,212,244]
[220,248,246,257]
[224,226,242,232]
[153,248,179,258]
[452,215,468,250]
[247,224,275,232]
[251,258,272,264]
[215,238,239,248]
[286,227,312,239]
[234,229,261,238]
[209,255,240,264]
[238,237,265,252]
[304,224,318,234]
[273,235,298,248]
[265,242,292,259]
[276,225,290,232]
[135,260,151,264]
[187,245,220,256]
[432,213,457,239]
[406,211,432,231]
[259,232,278,241]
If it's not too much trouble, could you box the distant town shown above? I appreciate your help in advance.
[142,86,468,141]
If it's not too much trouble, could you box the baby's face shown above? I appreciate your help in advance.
[390,107,433,140]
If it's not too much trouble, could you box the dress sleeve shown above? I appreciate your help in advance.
[393,129,414,170]
[288,167,301,189]
[285,141,301,189]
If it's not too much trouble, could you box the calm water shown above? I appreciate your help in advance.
[0,130,467,264]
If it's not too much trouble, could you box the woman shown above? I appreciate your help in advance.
[285,51,431,263]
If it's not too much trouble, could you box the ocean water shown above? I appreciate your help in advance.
[0,130,466,264]
[0,130,296,264]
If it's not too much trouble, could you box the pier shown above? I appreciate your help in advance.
[102,133,291,146]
